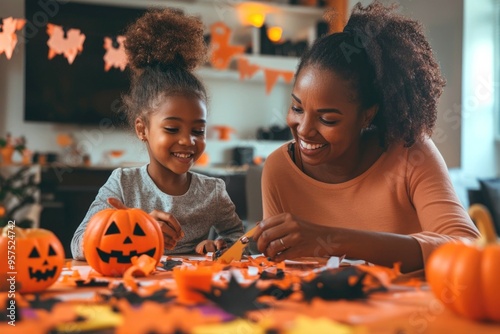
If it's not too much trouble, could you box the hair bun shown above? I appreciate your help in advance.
[124,8,207,72]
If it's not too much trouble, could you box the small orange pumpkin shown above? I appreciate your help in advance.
[0,226,65,293]
[426,204,500,322]
[83,198,164,276]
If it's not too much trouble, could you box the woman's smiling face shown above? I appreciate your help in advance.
[287,66,373,167]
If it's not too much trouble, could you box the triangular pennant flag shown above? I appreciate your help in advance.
[0,17,26,59]
[103,35,127,71]
[237,57,261,80]
[209,21,245,70]
[264,68,281,95]
[281,71,294,84]
[46,23,86,64]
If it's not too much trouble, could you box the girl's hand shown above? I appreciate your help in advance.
[195,239,227,255]
[253,213,337,262]
[149,210,184,250]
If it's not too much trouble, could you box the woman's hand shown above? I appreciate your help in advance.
[253,213,337,262]
[195,239,227,255]
[149,210,184,250]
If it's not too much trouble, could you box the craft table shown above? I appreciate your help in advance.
[2,255,499,334]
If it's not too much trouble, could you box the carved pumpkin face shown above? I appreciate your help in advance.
[83,207,164,276]
[0,227,65,293]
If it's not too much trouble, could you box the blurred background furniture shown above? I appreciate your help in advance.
[468,178,500,236]
[0,164,41,228]
[245,164,264,254]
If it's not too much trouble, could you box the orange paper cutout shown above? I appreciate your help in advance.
[123,254,158,291]
[46,23,86,64]
[116,300,220,334]
[103,36,127,71]
[209,22,245,70]
[173,265,214,304]
[237,57,261,80]
[264,68,295,95]
[0,17,26,60]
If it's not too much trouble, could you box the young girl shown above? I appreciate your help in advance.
[71,8,244,260]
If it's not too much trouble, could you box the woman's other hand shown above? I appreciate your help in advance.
[149,210,184,250]
[253,213,337,262]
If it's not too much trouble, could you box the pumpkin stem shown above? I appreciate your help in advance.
[107,197,128,210]
[1,225,27,238]
[468,204,497,244]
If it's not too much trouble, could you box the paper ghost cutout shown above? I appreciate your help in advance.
[209,22,245,70]
[46,23,86,64]
[103,36,127,71]
[0,17,26,59]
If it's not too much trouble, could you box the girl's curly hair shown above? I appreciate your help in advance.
[297,1,446,147]
[122,8,208,128]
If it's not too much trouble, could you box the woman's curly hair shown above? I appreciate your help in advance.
[297,1,446,147]
[122,8,208,128]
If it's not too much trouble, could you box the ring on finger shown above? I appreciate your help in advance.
[279,238,286,250]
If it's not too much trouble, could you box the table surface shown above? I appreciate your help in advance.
[3,255,500,334]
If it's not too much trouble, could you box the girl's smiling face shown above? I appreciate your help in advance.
[139,94,207,175]
[287,66,376,168]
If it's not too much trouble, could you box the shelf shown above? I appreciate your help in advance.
[197,54,299,82]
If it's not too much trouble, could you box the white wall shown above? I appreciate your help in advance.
[461,0,499,178]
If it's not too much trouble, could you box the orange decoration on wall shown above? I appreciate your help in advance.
[237,57,261,80]
[209,22,245,70]
[0,17,26,60]
[46,23,86,64]
[263,69,294,95]
[103,36,127,71]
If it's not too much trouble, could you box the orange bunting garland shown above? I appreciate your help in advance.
[264,68,294,95]
[237,57,261,80]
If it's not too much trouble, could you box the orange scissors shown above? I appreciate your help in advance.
[216,226,258,264]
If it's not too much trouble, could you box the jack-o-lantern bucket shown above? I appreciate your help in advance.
[0,226,65,293]
[83,198,164,276]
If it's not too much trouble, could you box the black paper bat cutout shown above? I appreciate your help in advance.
[301,266,370,302]
[99,283,173,305]
[160,259,183,271]
[200,274,269,317]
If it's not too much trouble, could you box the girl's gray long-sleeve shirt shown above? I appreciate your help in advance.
[71,165,244,260]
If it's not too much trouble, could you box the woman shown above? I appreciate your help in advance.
[252,1,479,273]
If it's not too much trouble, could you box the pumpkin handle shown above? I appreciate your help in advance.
[468,203,497,244]
[107,197,128,210]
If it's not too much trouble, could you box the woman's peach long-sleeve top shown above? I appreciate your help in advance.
[262,138,480,265]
